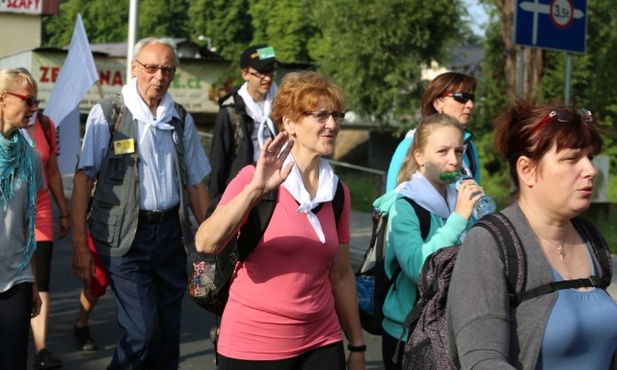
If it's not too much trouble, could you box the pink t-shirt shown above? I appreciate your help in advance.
[31,116,58,241]
[216,165,351,360]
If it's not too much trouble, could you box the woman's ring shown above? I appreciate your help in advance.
[267,149,274,155]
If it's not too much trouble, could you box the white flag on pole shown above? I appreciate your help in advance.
[42,14,99,175]
[43,14,98,125]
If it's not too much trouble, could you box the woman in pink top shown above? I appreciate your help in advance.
[196,71,365,370]
[21,111,70,369]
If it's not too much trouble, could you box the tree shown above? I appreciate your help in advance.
[307,0,468,124]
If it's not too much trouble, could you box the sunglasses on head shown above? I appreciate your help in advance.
[303,111,345,123]
[527,108,593,137]
[441,92,475,104]
[4,91,40,107]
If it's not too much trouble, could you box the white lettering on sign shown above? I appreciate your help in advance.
[0,0,42,14]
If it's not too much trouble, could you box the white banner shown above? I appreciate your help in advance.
[43,14,99,175]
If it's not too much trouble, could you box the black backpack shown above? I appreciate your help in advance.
[398,212,612,370]
[355,196,430,335]
[189,181,345,315]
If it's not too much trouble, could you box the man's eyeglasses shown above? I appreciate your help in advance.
[527,108,593,137]
[303,111,345,123]
[4,91,40,107]
[248,69,277,79]
[135,60,176,76]
[441,92,475,104]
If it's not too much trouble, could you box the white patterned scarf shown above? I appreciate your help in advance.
[280,154,338,244]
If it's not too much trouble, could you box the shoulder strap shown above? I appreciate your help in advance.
[173,102,187,128]
[100,94,125,135]
[474,213,526,304]
[236,188,277,261]
[37,111,54,147]
[332,180,344,227]
[571,217,611,286]
[403,198,430,241]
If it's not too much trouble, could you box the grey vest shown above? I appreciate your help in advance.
[88,98,194,257]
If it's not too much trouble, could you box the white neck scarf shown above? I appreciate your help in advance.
[281,154,338,244]
[122,78,177,144]
[237,81,278,150]
[395,171,457,219]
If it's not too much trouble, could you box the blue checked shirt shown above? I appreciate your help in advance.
[78,103,211,211]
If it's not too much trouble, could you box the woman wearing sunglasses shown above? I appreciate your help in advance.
[447,99,617,369]
[386,72,479,192]
[196,71,365,370]
[0,68,45,369]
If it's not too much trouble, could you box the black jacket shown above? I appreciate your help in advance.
[207,87,258,204]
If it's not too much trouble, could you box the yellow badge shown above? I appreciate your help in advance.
[113,138,135,155]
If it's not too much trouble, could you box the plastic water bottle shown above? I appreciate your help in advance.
[451,171,496,219]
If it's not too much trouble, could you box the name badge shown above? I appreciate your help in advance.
[113,138,135,155]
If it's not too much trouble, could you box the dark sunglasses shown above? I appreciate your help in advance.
[527,108,593,137]
[4,91,40,107]
[135,59,176,76]
[303,111,345,123]
[441,92,475,104]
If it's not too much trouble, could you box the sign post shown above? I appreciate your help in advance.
[513,0,588,104]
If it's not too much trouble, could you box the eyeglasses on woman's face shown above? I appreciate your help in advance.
[527,108,593,137]
[440,92,475,104]
[303,111,345,123]
[4,91,40,107]
[135,59,176,77]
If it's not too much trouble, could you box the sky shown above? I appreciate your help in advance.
[463,0,490,36]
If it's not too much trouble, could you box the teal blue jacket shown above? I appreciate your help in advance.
[373,190,469,341]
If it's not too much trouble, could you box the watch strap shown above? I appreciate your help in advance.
[347,343,367,352]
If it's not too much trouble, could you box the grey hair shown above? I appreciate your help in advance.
[0,68,38,93]
[133,37,179,66]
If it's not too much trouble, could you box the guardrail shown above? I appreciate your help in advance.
[198,130,386,177]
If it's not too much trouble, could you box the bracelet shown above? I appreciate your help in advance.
[347,343,367,352]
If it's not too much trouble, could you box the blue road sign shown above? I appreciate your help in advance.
[514,0,587,53]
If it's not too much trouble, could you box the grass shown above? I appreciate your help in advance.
[339,171,617,254]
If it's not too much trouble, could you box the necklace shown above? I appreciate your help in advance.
[536,227,569,260]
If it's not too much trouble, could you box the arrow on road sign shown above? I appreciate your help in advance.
[519,0,585,45]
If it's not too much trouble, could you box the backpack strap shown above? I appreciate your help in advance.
[405,198,430,241]
[332,180,344,227]
[38,111,54,148]
[475,212,526,303]
[237,187,277,261]
[571,216,612,287]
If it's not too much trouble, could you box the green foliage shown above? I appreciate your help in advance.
[43,0,130,46]
[139,0,190,38]
[337,171,382,213]
[308,0,467,124]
